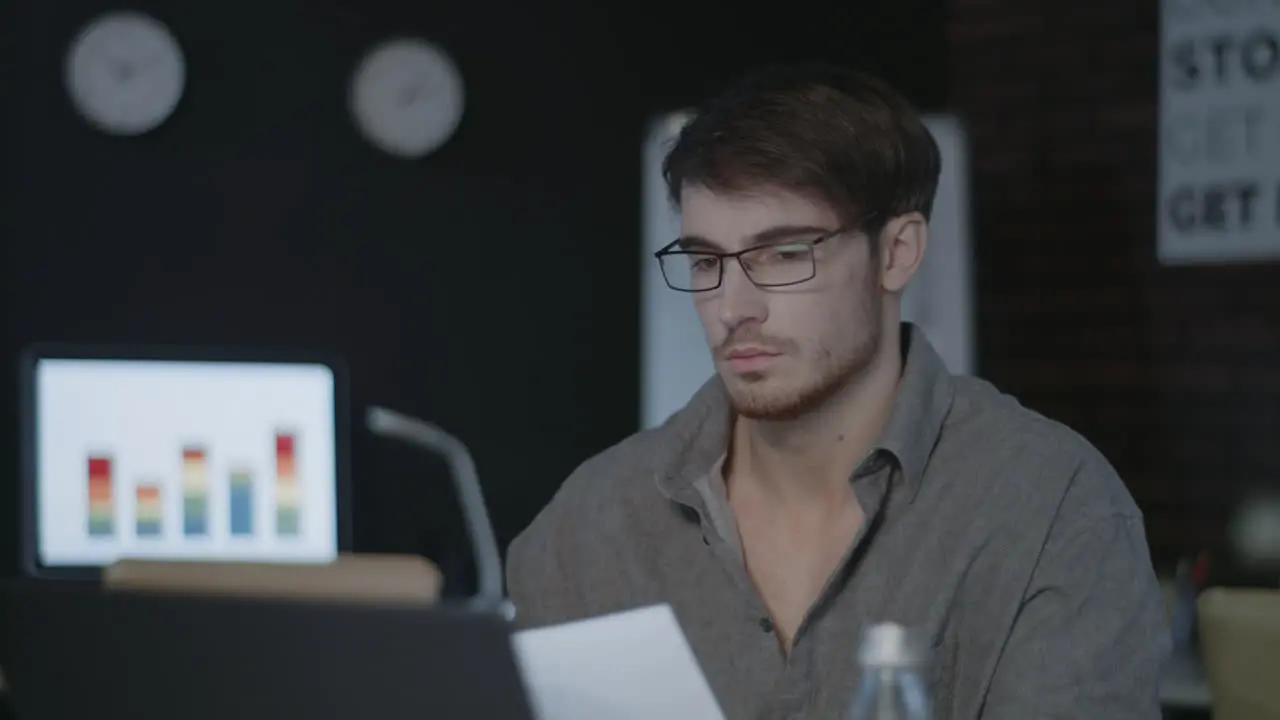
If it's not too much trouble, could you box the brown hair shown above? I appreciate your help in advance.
[662,64,942,236]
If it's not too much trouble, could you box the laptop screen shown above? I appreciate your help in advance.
[30,357,340,570]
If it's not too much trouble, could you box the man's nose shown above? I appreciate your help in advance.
[717,259,767,329]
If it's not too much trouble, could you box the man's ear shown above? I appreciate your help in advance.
[879,212,928,293]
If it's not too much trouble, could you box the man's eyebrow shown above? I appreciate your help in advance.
[750,225,835,243]
[674,235,723,251]
[676,225,833,251]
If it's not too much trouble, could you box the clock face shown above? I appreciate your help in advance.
[65,11,186,136]
[349,39,465,159]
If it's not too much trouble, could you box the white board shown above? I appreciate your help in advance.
[1158,0,1280,264]
[640,113,975,429]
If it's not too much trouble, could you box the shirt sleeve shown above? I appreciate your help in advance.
[505,474,592,630]
[506,507,567,630]
[981,466,1172,718]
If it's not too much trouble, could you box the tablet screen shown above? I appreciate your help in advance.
[32,358,340,569]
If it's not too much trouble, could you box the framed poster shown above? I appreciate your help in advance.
[1158,0,1280,264]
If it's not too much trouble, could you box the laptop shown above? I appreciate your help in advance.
[18,344,353,579]
[0,581,536,720]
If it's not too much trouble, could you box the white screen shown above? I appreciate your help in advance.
[640,112,975,429]
[33,358,339,567]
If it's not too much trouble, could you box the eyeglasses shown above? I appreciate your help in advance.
[654,228,846,293]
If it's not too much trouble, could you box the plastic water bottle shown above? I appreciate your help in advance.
[845,622,933,720]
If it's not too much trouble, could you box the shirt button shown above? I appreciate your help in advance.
[758,617,774,633]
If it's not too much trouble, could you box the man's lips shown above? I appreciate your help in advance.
[724,346,781,372]
[725,346,780,360]
[727,340,783,356]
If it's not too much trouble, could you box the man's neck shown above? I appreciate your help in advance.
[728,332,904,509]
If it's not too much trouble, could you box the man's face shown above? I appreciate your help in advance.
[679,184,884,420]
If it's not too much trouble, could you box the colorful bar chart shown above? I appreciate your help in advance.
[80,435,308,542]
[229,467,253,536]
[275,432,300,536]
[87,456,114,537]
[182,447,209,536]
[136,484,162,536]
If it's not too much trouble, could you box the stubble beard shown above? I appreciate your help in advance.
[724,290,883,422]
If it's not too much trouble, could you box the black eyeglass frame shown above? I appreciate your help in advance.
[653,227,847,293]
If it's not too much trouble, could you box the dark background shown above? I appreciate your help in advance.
[4,0,1278,594]
[950,0,1280,574]
[0,0,948,593]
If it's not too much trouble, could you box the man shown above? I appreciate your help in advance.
[507,65,1170,719]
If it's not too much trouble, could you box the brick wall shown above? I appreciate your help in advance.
[948,0,1280,571]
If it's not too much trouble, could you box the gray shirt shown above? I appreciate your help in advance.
[507,325,1170,720]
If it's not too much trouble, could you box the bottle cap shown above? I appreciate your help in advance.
[857,622,926,668]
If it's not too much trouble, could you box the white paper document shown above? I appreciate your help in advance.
[512,603,728,720]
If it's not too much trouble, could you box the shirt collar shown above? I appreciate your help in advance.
[654,323,955,505]
[878,325,955,502]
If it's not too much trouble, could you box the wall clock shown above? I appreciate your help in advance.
[64,11,186,136]
[348,38,465,159]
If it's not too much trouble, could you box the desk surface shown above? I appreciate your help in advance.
[0,641,1213,709]
[1160,647,1211,709]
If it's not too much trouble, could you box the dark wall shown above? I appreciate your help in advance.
[950,0,1280,572]
[0,0,947,589]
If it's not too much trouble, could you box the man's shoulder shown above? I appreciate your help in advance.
[941,375,1141,520]
[551,422,676,515]
[946,375,1087,459]
[504,422,687,626]
[508,420,678,558]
